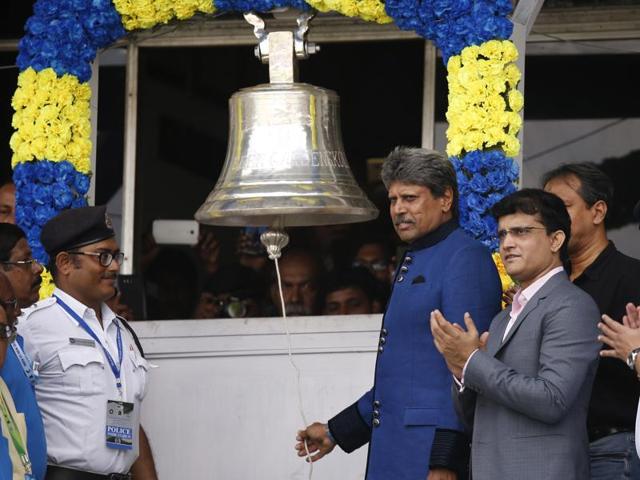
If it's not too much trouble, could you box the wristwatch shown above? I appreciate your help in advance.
[626,347,640,371]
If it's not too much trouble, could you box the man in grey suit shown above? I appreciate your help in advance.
[431,188,602,479]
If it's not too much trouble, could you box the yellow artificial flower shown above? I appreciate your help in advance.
[305,0,392,23]
[113,0,215,31]
[503,136,520,158]
[460,45,481,63]
[503,63,521,87]
[501,40,519,63]
[39,269,55,300]
[492,252,514,293]
[507,89,524,112]
[445,39,524,159]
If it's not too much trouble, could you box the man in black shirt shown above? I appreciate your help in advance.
[544,163,640,479]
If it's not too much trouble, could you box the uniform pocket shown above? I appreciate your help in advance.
[57,347,104,395]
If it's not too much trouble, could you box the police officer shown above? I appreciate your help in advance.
[18,206,157,480]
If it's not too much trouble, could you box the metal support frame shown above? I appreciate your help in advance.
[421,41,436,150]
[511,0,546,188]
[121,42,139,275]
[88,57,99,205]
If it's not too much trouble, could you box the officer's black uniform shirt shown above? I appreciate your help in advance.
[573,241,640,435]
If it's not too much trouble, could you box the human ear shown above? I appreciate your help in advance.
[440,188,454,213]
[55,252,75,277]
[550,230,566,254]
[591,200,607,226]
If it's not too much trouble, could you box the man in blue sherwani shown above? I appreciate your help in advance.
[296,147,502,479]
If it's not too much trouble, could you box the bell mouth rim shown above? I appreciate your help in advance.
[195,206,379,228]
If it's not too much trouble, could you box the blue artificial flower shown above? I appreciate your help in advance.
[17,0,125,81]
[31,184,49,206]
[466,192,489,214]
[52,182,74,209]
[32,245,48,266]
[35,161,56,184]
[470,173,490,194]
[74,172,90,195]
[35,205,57,226]
[15,205,36,229]
[71,196,88,208]
[487,169,509,190]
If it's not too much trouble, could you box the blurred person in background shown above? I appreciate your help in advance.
[0,225,47,479]
[267,248,324,317]
[0,181,16,225]
[322,267,383,316]
[193,264,264,319]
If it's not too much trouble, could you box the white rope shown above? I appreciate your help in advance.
[273,256,313,479]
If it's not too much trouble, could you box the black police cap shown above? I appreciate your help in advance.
[41,205,115,256]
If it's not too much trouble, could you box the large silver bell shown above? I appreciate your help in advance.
[195,82,378,227]
[195,15,378,228]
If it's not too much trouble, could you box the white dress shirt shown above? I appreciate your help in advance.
[18,288,150,474]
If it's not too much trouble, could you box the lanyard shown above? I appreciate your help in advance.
[53,295,124,394]
[0,389,32,475]
[11,342,38,385]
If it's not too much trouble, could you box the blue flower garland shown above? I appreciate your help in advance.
[451,150,519,251]
[14,161,90,265]
[386,0,513,61]
[13,0,519,271]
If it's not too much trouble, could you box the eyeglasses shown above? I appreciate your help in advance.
[0,298,18,313]
[68,251,125,268]
[497,226,547,244]
[0,323,17,342]
[352,260,389,272]
[0,258,39,269]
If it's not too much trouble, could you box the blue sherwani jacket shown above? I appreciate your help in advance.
[328,220,502,479]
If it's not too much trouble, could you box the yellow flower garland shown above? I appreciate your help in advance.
[305,0,391,23]
[445,40,523,159]
[10,68,92,174]
[113,0,216,31]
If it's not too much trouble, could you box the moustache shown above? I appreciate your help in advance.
[284,302,312,316]
[394,217,415,226]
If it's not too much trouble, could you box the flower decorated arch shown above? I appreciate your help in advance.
[11,0,520,296]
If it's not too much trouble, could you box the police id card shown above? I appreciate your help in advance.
[106,400,135,450]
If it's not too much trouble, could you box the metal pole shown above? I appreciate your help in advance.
[511,0,545,187]
[88,56,100,205]
[421,41,436,150]
[121,42,139,275]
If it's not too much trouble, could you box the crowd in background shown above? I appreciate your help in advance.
[142,223,396,321]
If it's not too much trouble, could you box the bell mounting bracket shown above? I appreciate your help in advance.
[243,10,319,83]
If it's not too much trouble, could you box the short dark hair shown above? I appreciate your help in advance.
[381,147,459,218]
[490,188,572,264]
[324,267,378,301]
[542,162,614,212]
[0,223,25,263]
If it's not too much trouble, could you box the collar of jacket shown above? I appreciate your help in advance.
[407,218,459,252]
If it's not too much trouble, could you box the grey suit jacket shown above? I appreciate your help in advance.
[454,271,601,480]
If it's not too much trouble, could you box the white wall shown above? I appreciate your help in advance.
[135,315,382,480]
